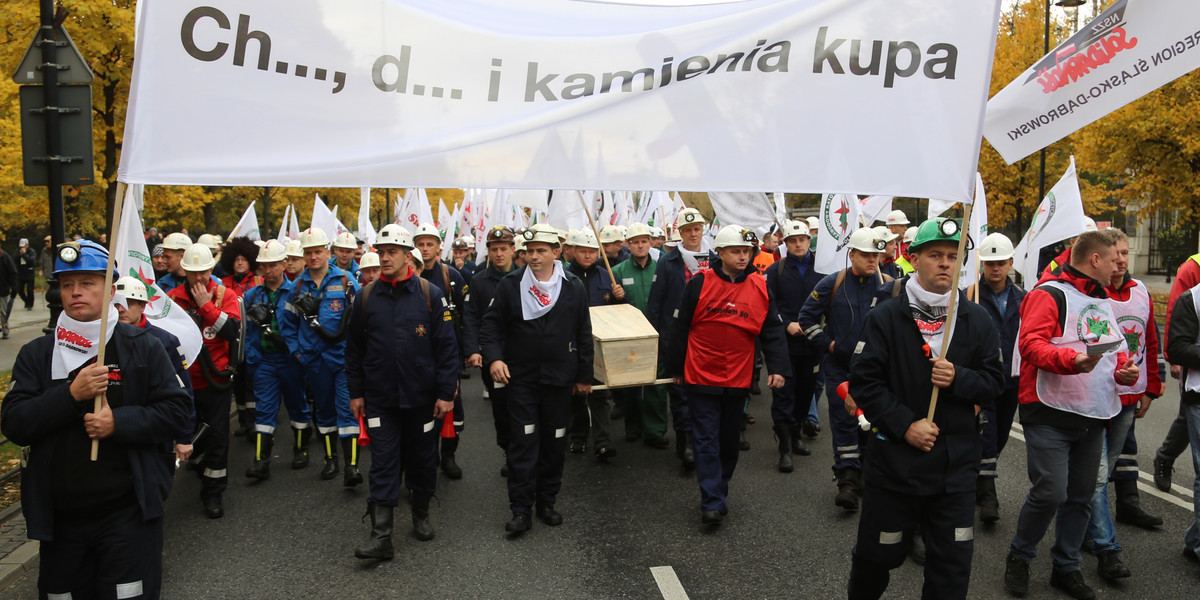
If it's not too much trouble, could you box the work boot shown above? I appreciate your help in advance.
[411,491,435,541]
[342,436,363,487]
[320,433,339,480]
[801,420,819,440]
[739,429,750,451]
[536,505,563,526]
[1049,569,1096,600]
[676,431,695,471]
[241,407,257,442]
[441,437,463,479]
[1096,549,1131,581]
[909,531,926,565]
[1153,453,1174,492]
[291,426,311,469]
[788,426,811,456]
[1114,479,1163,529]
[834,468,861,511]
[233,408,249,437]
[1004,552,1029,597]
[355,502,395,560]
[202,495,224,519]
[245,433,273,480]
[505,512,532,533]
[977,477,1000,524]
[773,426,793,473]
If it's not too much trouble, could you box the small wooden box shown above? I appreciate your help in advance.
[590,304,659,388]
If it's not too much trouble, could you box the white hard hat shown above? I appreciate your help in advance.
[1083,217,1098,232]
[161,232,192,251]
[847,228,886,253]
[522,223,561,246]
[409,249,425,270]
[359,251,380,269]
[413,223,442,242]
[669,226,682,243]
[453,235,474,249]
[806,216,820,231]
[599,225,624,244]
[197,233,222,251]
[514,237,526,252]
[616,225,628,239]
[333,231,357,250]
[979,233,1015,262]
[284,239,304,258]
[872,225,900,243]
[902,226,918,245]
[114,276,148,303]
[571,230,600,250]
[781,219,811,239]
[257,239,288,263]
[649,226,665,238]
[376,224,414,248]
[182,243,218,272]
[253,240,266,249]
[675,208,706,228]
[564,229,580,245]
[885,210,910,226]
[713,225,757,250]
[299,227,330,249]
[625,222,653,240]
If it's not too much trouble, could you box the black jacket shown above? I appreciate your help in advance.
[479,267,594,387]
[345,274,459,408]
[972,277,1026,391]
[646,247,716,336]
[461,263,516,356]
[16,248,37,281]
[850,281,1004,495]
[1,324,192,540]
[764,251,823,357]
[666,260,792,395]
[1168,286,1200,407]
[0,252,16,297]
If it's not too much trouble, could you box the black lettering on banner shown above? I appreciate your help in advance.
[812,26,959,88]
[181,6,230,62]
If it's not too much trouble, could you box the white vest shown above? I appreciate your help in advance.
[1109,279,1151,396]
[1183,283,1200,393]
[1033,280,1122,419]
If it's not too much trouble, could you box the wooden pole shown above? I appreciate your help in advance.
[577,192,617,284]
[91,181,125,460]
[926,201,973,423]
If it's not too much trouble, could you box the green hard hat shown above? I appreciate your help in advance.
[908,217,961,252]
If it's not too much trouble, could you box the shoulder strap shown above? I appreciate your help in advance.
[253,275,263,287]
[214,285,226,309]
[966,283,977,303]
[440,263,452,295]
[891,278,902,298]
[419,276,432,313]
[831,268,848,300]
[774,256,786,279]
[362,280,376,313]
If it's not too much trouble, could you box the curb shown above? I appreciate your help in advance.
[0,503,35,592]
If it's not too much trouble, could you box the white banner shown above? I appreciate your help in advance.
[119,0,1000,201]
[1012,157,1088,284]
[709,192,776,237]
[814,193,861,275]
[985,0,1200,164]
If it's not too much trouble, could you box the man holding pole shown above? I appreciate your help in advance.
[2,240,191,599]
[846,217,1004,599]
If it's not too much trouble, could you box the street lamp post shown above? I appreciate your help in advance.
[1039,0,1087,203]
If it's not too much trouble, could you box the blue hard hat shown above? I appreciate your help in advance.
[53,240,116,277]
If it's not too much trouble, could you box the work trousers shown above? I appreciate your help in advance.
[40,503,163,600]
[507,382,571,514]
[365,403,439,506]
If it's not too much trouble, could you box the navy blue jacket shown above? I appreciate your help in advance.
[605,246,631,267]
[421,261,467,313]
[479,267,594,387]
[461,263,517,356]
[972,277,1025,390]
[646,247,716,335]
[797,268,887,375]
[140,319,196,443]
[2,324,192,540]
[764,251,824,357]
[567,261,619,307]
[345,272,459,408]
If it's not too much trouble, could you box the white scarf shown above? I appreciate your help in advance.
[520,262,567,320]
[52,306,120,380]
[905,277,957,359]
[679,240,712,277]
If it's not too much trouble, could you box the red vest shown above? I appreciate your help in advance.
[684,269,768,389]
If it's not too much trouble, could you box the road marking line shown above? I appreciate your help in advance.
[651,566,690,600]
[1006,424,1194,510]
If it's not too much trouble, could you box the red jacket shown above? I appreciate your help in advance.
[1017,265,1125,407]
[222,273,262,297]
[1166,256,1200,360]
[168,280,242,389]
[1107,275,1163,404]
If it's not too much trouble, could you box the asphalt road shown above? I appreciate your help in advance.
[3,365,1199,599]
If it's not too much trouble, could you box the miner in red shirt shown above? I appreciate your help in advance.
[667,225,790,526]
[168,243,244,519]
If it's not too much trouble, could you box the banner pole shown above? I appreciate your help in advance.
[91,181,125,461]
[578,192,617,284]
[926,201,973,424]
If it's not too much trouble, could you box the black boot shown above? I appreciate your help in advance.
[233,408,251,438]
[835,468,861,511]
[440,437,463,479]
[342,436,363,488]
[978,477,1000,524]
[788,426,811,456]
[411,491,435,541]
[676,431,695,471]
[354,502,395,560]
[240,407,257,443]
[739,428,750,451]
[774,426,794,474]
[291,427,311,469]
[320,433,339,480]
[1114,479,1163,529]
[245,433,273,480]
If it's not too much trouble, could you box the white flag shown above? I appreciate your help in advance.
[399,188,435,232]
[962,173,989,287]
[709,192,776,237]
[287,204,301,240]
[113,184,203,368]
[1011,157,1088,285]
[358,188,377,248]
[859,195,894,225]
[773,192,789,227]
[311,194,340,238]
[228,201,260,241]
[276,204,292,242]
[814,193,862,276]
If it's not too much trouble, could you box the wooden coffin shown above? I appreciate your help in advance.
[589,304,660,388]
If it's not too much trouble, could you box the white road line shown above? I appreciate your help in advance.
[651,566,691,600]
[1006,424,1194,510]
